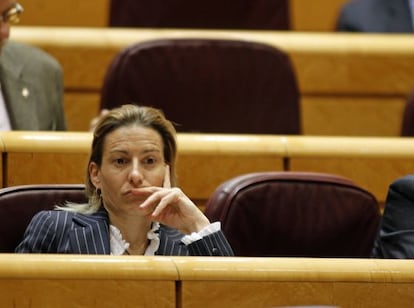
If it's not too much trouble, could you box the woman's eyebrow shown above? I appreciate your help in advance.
[141,148,162,155]
[109,148,161,155]
[109,148,128,154]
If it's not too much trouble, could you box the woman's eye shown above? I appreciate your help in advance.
[114,158,126,165]
[144,157,156,165]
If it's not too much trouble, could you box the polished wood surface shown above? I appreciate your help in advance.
[291,0,348,31]
[174,256,414,281]
[286,136,414,204]
[2,132,92,188]
[13,27,414,94]
[1,132,413,207]
[1,255,414,308]
[176,257,414,308]
[11,27,413,135]
[0,132,286,207]
[0,254,177,308]
[302,96,405,136]
[17,0,110,27]
[285,136,414,158]
[0,254,177,279]
[176,134,286,207]
[1,131,92,153]
[17,0,348,31]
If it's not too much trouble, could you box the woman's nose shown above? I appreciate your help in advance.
[128,159,143,185]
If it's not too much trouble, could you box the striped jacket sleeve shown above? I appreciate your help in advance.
[157,225,234,256]
[187,230,234,256]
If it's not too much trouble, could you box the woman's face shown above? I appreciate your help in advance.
[89,125,166,216]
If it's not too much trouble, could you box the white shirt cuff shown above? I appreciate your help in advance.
[181,221,221,245]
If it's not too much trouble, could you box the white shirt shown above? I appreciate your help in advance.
[110,222,221,255]
[0,83,11,130]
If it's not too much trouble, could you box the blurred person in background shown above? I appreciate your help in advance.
[336,0,414,33]
[0,1,66,130]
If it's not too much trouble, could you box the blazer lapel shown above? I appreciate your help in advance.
[0,42,39,130]
[69,208,111,254]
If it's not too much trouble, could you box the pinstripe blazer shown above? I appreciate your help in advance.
[372,175,414,258]
[15,207,234,256]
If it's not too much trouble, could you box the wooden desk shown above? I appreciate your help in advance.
[1,132,413,208]
[285,136,414,205]
[17,0,348,32]
[175,256,414,308]
[0,132,286,208]
[291,0,348,31]
[1,131,91,188]
[12,27,413,135]
[17,0,110,27]
[0,254,177,307]
[2,254,414,308]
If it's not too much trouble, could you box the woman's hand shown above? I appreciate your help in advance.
[135,166,210,234]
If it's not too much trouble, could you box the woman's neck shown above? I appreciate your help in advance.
[109,213,152,255]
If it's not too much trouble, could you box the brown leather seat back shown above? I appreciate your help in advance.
[109,0,290,30]
[205,172,381,257]
[0,184,87,252]
[401,88,414,136]
[101,38,301,134]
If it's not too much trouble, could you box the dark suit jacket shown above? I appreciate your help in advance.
[372,175,414,258]
[15,207,234,256]
[336,0,413,32]
[0,41,66,130]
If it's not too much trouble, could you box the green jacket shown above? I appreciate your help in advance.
[0,40,66,130]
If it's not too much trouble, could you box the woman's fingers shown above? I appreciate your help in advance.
[139,188,188,221]
[163,165,171,188]
[138,187,209,233]
[151,189,180,217]
[138,188,169,212]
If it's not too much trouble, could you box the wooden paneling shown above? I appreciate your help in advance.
[290,157,414,205]
[302,96,405,136]
[290,0,349,31]
[181,281,335,308]
[5,152,88,186]
[2,132,414,206]
[0,132,286,208]
[1,131,91,186]
[175,256,414,308]
[64,92,100,131]
[1,280,175,307]
[13,28,414,94]
[17,0,349,31]
[12,27,414,135]
[180,281,414,308]
[17,0,109,27]
[176,134,286,208]
[286,136,414,205]
[0,254,177,308]
[3,255,414,308]
[177,154,284,209]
